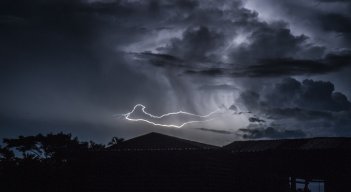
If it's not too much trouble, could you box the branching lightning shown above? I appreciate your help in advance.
[118,104,221,128]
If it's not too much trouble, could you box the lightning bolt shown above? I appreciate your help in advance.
[118,104,221,128]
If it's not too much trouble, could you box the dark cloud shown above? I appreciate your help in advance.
[236,77,351,137]
[130,1,351,78]
[133,52,186,68]
[265,108,334,121]
[181,51,351,77]
[248,117,265,123]
[320,13,351,33]
[197,84,239,91]
[138,27,350,78]
[242,51,351,77]
[247,0,351,47]
[266,77,351,112]
[117,0,351,80]
[239,126,306,139]
[196,128,233,135]
[236,91,261,113]
[1,0,351,144]
[229,104,239,112]
[317,0,350,3]
[230,23,311,64]
[163,26,225,62]
[238,77,351,114]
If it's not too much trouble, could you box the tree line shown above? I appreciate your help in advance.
[0,132,124,162]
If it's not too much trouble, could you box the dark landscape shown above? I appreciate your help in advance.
[1,0,351,191]
[1,132,350,191]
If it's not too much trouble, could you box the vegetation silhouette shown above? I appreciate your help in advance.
[0,132,122,191]
[108,136,125,147]
[1,132,351,192]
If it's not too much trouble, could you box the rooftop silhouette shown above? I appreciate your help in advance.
[1,132,351,192]
[108,132,218,150]
[224,137,351,152]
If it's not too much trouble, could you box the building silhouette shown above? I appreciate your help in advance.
[1,132,351,192]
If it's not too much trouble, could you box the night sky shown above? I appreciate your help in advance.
[1,0,351,145]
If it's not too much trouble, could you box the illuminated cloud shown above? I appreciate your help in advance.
[1,0,351,144]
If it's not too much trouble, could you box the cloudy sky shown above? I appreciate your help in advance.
[1,0,351,145]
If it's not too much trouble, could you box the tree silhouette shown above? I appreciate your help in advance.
[0,132,121,191]
[89,141,105,151]
[0,146,14,161]
[2,133,122,163]
[2,132,91,161]
[108,137,124,146]
[3,135,42,158]
[39,132,87,160]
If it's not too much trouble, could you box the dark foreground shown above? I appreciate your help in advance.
[1,132,351,192]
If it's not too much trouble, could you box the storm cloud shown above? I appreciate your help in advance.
[236,78,351,138]
[1,0,351,144]
[239,126,306,139]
